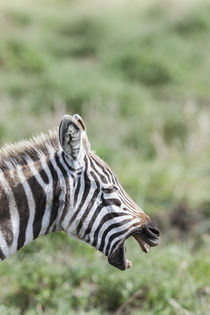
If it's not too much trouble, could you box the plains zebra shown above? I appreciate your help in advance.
[0,114,160,270]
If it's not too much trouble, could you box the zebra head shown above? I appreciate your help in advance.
[59,114,160,270]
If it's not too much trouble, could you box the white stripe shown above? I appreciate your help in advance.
[107,221,140,256]
[65,158,91,233]
[67,187,96,235]
[39,156,53,235]
[90,158,109,182]
[77,167,102,239]
[0,171,20,255]
[73,170,85,212]
[56,152,74,231]
[95,214,134,250]
[0,230,9,257]
[0,225,9,257]
[48,150,66,230]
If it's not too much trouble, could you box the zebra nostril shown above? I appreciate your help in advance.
[148,226,160,238]
[134,223,160,247]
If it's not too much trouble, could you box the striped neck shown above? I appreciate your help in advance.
[0,146,73,260]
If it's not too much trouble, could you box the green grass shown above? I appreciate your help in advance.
[0,0,210,313]
[0,234,209,314]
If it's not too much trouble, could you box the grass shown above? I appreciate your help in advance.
[0,0,210,313]
[0,234,209,314]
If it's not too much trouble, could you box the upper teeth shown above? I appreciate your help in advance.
[144,243,150,253]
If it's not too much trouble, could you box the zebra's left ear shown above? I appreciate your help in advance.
[59,114,90,161]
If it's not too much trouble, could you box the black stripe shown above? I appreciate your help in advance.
[54,154,70,228]
[92,212,129,247]
[57,154,71,226]
[106,222,140,256]
[83,196,121,239]
[68,156,91,227]
[96,161,137,211]
[0,248,6,260]
[90,156,111,182]
[39,168,49,185]
[72,174,76,187]
[73,176,81,207]
[45,158,60,234]
[99,218,132,253]
[113,177,137,210]
[116,187,135,210]
[89,158,108,184]
[62,152,82,172]
[12,170,30,250]
[76,170,100,235]
[104,166,114,182]
[26,169,47,239]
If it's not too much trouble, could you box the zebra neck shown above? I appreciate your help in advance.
[0,152,68,260]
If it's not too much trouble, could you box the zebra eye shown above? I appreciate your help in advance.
[102,185,118,194]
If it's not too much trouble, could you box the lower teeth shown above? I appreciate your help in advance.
[144,243,150,253]
[126,260,132,268]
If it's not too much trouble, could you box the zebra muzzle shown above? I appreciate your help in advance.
[108,223,160,271]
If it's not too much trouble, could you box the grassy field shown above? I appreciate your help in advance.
[0,0,210,314]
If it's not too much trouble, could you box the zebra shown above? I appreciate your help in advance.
[0,114,160,270]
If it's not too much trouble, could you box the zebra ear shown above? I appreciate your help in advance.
[59,115,82,160]
[72,114,87,131]
[73,114,91,153]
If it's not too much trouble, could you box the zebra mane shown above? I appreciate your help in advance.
[0,128,60,172]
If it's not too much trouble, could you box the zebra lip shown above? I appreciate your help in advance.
[132,228,160,252]
[108,242,127,271]
[108,227,160,270]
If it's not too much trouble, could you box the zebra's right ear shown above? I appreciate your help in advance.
[59,115,82,160]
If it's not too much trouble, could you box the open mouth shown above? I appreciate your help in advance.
[108,224,160,270]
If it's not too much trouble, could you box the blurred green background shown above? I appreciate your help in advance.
[0,0,210,314]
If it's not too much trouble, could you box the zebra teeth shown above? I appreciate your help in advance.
[133,234,150,253]
[126,259,132,269]
[144,243,150,253]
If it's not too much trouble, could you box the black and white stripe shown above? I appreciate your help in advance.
[0,114,150,263]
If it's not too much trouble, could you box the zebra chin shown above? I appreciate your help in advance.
[108,241,128,271]
[108,223,160,271]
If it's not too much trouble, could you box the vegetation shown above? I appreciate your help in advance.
[0,0,209,313]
